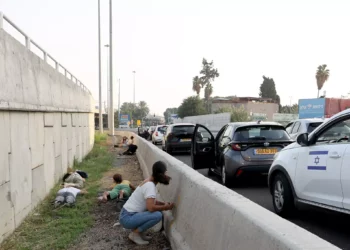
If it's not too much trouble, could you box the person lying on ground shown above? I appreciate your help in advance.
[54,187,87,208]
[119,161,174,246]
[120,136,138,155]
[63,171,86,189]
[98,174,136,203]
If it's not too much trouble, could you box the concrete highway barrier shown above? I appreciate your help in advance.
[116,131,339,250]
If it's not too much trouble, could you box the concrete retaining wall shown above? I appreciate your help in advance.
[117,131,339,250]
[0,29,94,243]
[173,113,230,131]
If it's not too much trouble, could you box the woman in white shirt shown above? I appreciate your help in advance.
[119,161,174,245]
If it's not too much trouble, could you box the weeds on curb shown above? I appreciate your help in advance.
[1,133,112,250]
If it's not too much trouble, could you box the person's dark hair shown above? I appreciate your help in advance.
[63,173,71,182]
[152,161,171,185]
[113,174,123,183]
[130,136,134,139]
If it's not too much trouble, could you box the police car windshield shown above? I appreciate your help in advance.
[233,125,290,141]
[318,120,350,141]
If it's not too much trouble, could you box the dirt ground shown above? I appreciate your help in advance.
[68,144,171,250]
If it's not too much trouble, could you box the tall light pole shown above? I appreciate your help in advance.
[98,0,103,133]
[118,78,121,121]
[104,44,110,130]
[133,71,136,104]
[109,0,114,136]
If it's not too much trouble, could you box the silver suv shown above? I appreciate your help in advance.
[285,118,327,140]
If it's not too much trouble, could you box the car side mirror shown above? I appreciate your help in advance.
[297,133,309,146]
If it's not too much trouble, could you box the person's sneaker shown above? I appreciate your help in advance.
[128,232,149,245]
[140,232,152,241]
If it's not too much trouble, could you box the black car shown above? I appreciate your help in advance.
[191,122,293,187]
[162,123,195,154]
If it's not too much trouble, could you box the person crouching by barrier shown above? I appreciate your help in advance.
[120,136,138,155]
[98,174,136,211]
[119,161,174,245]
[54,187,87,208]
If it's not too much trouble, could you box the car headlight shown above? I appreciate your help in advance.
[273,152,279,160]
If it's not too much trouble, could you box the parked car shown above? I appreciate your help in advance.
[268,109,350,217]
[191,122,293,187]
[152,125,168,144]
[162,123,195,154]
[285,118,327,140]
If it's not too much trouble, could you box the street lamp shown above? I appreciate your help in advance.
[133,71,136,104]
[97,0,103,133]
[104,44,110,129]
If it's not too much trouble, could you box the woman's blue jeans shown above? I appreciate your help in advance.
[119,208,162,232]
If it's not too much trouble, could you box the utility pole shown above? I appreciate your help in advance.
[118,78,121,121]
[109,0,114,136]
[105,44,110,130]
[133,71,136,104]
[98,0,103,133]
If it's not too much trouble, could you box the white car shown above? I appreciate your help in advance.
[285,118,327,140]
[268,109,350,217]
[152,125,168,145]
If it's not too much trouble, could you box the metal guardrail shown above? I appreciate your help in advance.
[0,12,91,94]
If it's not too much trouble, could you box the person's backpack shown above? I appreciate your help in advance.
[76,170,88,179]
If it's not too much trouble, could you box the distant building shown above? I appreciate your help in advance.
[211,96,279,120]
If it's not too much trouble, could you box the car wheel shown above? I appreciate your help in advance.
[272,173,295,217]
[208,168,215,176]
[166,145,172,155]
[221,164,232,187]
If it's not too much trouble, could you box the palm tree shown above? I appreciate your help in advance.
[315,64,330,98]
[192,76,202,96]
[204,83,213,112]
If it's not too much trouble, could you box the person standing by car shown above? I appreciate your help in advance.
[119,161,174,245]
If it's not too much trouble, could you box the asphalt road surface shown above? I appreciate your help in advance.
[156,144,350,250]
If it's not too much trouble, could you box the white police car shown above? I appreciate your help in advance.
[268,109,350,216]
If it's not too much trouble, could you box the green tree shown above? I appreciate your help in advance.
[163,107,178,123]
[259,76,280,102]
[192,58,219,112]
[316,64,330,98]
[120,101,150,124]
[178,96,207,118]
[214,106,250,122]
[280,104,298,114]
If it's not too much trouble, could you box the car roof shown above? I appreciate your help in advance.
[228,121,283,128]
[171,123,195,126]
[293,118,326,123]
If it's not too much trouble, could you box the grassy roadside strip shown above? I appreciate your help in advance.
[1,132,112,250]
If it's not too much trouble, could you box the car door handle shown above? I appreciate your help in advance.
[202,147,211,152]
[329,152,341,159]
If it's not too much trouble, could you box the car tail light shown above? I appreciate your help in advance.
[155,132,158,136]
[236,169,243,177]
[231,144,241,151]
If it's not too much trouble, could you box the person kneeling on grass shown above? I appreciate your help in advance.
[119,161,174,245]
[54,187,87,208]
[98,174,136,203]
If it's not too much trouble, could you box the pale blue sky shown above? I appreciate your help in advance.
[1,0,350,115]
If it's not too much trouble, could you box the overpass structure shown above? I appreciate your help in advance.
[0,12,94,243]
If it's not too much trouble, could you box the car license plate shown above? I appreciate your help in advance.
[180,139,191,142]
[254,148,277,155]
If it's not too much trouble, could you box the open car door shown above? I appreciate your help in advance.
[191,124,215,170]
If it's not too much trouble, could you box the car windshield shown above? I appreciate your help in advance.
[307,122,323,134]
[173,125,195,134]
[318,120,350,141]
[157,126,167,133]
[233,125,290,141]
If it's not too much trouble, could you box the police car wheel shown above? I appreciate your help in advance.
[272,173,295,217]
